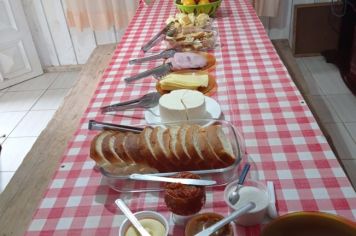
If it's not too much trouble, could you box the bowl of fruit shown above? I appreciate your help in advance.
[175,0,222,17]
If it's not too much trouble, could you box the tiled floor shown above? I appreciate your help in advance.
[296,56,356,189]
[0,71,80,193]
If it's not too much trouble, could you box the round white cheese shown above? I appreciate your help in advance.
[159,89,207,122]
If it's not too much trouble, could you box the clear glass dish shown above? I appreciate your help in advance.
[164,29,218,52]
[99,119,245,192]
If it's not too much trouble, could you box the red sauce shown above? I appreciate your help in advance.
[164,172,206,216]
[185,213,233,236]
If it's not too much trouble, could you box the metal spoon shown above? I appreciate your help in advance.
[100,92,160,113]
[194,202,256,236]
[228,163,250,205]
[115,199,151,236]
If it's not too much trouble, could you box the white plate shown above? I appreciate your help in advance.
[144,96,221,127]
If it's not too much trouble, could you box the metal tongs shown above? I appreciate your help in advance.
[124,63,173,83]
[88,120,143,133]
[141,22,176,52]
[100,92,161,113]
[129,48,177,65]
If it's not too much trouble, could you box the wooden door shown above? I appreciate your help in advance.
[0,0,43,89]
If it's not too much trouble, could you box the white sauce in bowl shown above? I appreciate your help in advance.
[231,186,269,212]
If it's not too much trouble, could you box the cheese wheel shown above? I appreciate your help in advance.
[159,89,207,122]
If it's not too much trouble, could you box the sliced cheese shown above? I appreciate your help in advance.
[159,72,209,91]
[159,89,207,122]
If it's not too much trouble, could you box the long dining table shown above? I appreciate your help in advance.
[23,0,356,235]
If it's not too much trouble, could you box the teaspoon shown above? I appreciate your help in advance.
[228,163,250,205]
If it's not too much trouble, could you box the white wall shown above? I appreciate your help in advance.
[22,0,126,67]
[262,0,332,44]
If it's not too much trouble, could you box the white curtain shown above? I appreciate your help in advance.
[250,0,281,17]
[65,0,140,31]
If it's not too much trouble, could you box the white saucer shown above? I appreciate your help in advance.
[144,96,221,127]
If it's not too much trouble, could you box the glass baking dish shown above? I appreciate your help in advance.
[99,119,245,192]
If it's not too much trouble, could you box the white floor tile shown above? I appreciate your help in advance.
[327,94,356,122]
[49,71,80,89]
[7,73,58,92]
[0,171,15,193]
[305,95,341,124]
[9,110,56,137]
[0,91,44,112]
[342,160,356,190]
[345,123,356,144]
[302,57,351,95]
[0,137,37,171]
[0,111,27,137]
[324,123,356,160]
[32,89,69,110]
[296,58,324,95]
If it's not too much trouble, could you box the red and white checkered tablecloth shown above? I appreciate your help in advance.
[25,0,356,235]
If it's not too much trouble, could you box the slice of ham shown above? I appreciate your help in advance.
[167,52,207,70]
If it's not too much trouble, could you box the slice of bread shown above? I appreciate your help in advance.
[176,125,199,170]
[168,125,190,170]
[205,125,235,166]
[139,127,167,172]
[198,127,227,169]
[90,131,113,167]
[162,128,181,170]
[185,124,208,169]
[124,132,147,165]
[101,132,126,166]
[151,126,174,171]
[114,132,134,165]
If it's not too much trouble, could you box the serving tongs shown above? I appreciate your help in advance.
[100,92,161,113]
[129,48,177,65]
[141,22,176,52]
[88,120,143,133]
[124,62,173,83]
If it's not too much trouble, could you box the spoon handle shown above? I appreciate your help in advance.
[194,202,256,236]
[115,199,151,236]
[237,163,250,185]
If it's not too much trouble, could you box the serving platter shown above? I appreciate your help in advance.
[156,71,217,96]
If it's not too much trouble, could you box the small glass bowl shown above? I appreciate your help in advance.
[223,179,269,226]
[119,211,169,236]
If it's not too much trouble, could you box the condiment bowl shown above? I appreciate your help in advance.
[261,211,356,236]
[185,212,234,236]
[224,179,269,226]
[119,211,169,236]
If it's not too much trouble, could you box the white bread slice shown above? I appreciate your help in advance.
[151,127,174,171]
[139,127,167,172]
[123,132,147,165]
[185,125,210,170]
[162,128,181,169]
[205,125,235,166]
[114,132,134,165]
[168,126,190,169]
[101,133,127,166]
[198,127,227,169]
[176,125,198,170]
[90,131,113,167]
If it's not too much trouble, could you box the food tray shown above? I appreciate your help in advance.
[99,119,245,192]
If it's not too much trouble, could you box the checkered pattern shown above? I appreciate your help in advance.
[26,0,356,235]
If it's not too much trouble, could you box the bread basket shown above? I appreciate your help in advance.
[99,119,245,192]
